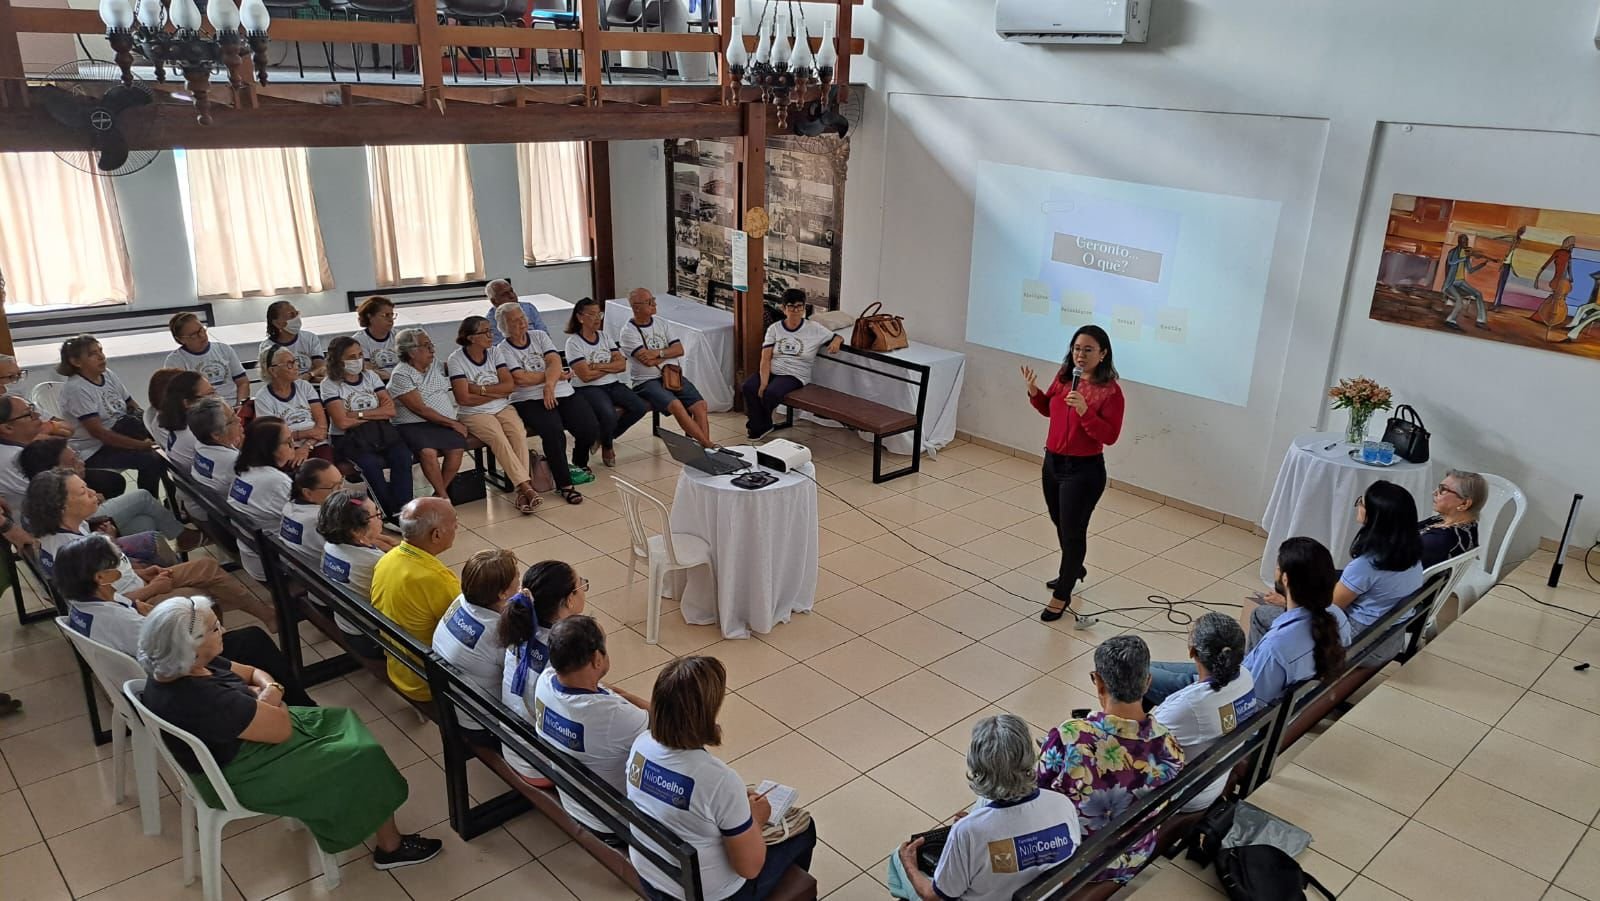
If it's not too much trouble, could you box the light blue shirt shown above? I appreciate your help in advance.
[487,300,549,342]
[1241,606,1353,711]
[1339,554,1425,631]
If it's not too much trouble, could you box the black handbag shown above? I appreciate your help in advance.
[911,825,951,874]
[333,420,402,458]
[1380,404,1430,463]
[446,469,486,505]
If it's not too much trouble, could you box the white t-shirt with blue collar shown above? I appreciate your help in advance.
[933,789,1083,901]
[532,667,649,835]
[430,596,506,729]
[164,342,245,393]
[626,732,753,901]
[500,623,553,782]
[762,319,836,384]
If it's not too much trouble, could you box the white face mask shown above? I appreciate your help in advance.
[285,316,302,334]
[343,359,364,376]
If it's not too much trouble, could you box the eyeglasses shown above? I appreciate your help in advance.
[179,328,206,341]
[0,368,27,384]
[471,329,492,338]
[578,577,590,592]
[0,402,39,425]
[1353,496,1366,509]
[782,301,806,308]
[1434,483,1462,499]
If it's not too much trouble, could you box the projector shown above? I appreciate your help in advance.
[755,438,812,473]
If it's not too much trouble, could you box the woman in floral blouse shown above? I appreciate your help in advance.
[1035,634,1184,885]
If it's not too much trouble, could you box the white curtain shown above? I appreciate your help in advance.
[516,141,590,265]
[0,153,133,309]
[183,147,332,299]
[368,144,485,287]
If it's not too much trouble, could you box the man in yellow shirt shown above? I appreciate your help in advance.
[371,496,461,701]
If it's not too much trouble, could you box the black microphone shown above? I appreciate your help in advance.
[1071,366,1083,392]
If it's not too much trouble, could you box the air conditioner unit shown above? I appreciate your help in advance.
[995,0,1150,44]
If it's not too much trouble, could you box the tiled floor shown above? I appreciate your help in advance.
[2,411,1598,900]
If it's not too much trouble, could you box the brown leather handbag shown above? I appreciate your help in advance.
[850,302,909,352]
[660,363,685,392]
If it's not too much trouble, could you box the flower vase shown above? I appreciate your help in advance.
[1345,408,1373,445]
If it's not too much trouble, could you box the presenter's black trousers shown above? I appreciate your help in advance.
[1042,452,1106,603]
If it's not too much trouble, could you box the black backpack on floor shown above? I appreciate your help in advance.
[1215,845,1335,901]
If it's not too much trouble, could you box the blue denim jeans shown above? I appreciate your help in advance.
[1145,661,1199,706]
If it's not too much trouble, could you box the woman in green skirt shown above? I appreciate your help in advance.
[137,596,443,869]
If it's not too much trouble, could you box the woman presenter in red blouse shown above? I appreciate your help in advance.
[1023,325,1125,626]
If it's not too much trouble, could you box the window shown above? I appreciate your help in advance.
[0,152,133,309]
[516,142,590,265]
[179,147,332,299]
[367,144,484,287]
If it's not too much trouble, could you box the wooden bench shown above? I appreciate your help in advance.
[775,344,931,483]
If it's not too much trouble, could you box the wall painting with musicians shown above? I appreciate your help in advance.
[1368,193,1600,359]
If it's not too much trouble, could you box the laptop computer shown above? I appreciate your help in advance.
[659,429,750,476]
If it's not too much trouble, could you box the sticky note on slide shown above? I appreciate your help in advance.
[1157,308,1188,344]
[1110,305,1141,343]
[1021,279,1050,315]
[1059,291,1095,327]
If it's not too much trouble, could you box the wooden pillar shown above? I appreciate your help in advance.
[413,0,443,99]
[0,0,25,109]
[578,0,602,105]
[836,0,853,102]
[585,140,616,303]
[0,274,13,355]
[733,101,767,400]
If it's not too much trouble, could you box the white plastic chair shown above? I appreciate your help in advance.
[612,475,713,644]
[30,379,65,420]
[1418,546,1482,637]
[1453,473,1527,609]
[53,616,163,836]
[121,678,342,901]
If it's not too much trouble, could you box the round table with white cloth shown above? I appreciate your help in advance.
[666,447,819,639]
[1258,431,1434,587]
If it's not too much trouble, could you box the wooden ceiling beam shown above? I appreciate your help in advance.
[0,96,743,151]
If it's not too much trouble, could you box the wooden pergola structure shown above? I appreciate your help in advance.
[0,0,861,388]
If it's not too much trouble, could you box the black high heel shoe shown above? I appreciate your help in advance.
[1045,567,1089,592]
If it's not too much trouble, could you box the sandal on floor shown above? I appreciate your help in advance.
[515,489,542,514]
[559,486,584,505]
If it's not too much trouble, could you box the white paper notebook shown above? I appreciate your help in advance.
[755,781,798,826]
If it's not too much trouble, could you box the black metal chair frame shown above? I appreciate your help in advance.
[775,344,931,483]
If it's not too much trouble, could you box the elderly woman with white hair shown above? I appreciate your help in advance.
[387,327,470,500]
[135,596,442,870]
[493,301,598,504]
[891,714,1082,901]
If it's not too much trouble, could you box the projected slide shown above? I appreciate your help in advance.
[966,162,1283,407]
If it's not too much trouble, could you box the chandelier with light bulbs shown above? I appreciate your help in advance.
[722,0,839,127]
[97,0,272,124]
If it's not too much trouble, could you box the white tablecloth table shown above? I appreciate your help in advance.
[666,447,818,639]
[12,294,575,401]
[1258,431,1435,586]
[604,294,735,412]
[797,334,967,457]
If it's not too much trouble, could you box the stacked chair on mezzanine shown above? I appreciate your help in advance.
[122,678,342,901]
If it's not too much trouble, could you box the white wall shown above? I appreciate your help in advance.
[103,143,592,329]
[811,0,1600,552]
[609,140,671,296]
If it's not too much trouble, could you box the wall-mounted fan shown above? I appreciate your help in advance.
[36,61,159,176]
